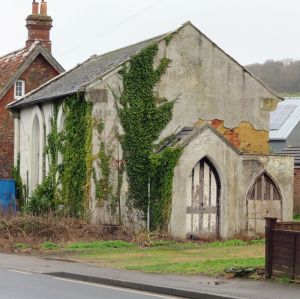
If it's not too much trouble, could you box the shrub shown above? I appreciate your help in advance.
[41,242,59,250]
[25,176,56,216]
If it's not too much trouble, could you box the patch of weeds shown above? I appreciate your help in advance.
[248,239,265,245]
[207,239,247,247]
[66,240,135,250]
[125,258,265,275]
[15,243,30,250]
[293,214,300,221]
[41,242,59,250]
[150,240,198,250]
[277,275,292,284]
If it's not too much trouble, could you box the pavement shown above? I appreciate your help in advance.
[0,253,299,299]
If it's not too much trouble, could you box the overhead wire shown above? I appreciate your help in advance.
[59,0,166,57]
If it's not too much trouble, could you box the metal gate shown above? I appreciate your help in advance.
[186,158,220,238]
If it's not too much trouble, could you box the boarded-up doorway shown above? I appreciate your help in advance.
[186,158,221,239]
[247,172,282,234]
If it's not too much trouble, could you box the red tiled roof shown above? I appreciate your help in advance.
[0,42,39,94]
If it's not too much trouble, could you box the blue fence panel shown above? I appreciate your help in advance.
[0,180,17,214]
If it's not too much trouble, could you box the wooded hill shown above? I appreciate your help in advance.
[246,59,300,96]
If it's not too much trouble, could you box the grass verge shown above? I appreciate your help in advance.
[38,239,265,277]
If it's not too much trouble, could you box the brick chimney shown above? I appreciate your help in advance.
[26,1,53,53]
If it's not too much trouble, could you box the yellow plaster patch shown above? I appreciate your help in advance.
[194,119,269,154]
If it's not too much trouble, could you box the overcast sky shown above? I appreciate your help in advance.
[1,0,300,70]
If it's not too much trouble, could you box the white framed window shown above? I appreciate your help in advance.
[14,80,25,99]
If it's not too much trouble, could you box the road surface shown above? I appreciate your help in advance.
[0,268,181,299]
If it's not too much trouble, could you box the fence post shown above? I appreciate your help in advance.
[265,217,277,278]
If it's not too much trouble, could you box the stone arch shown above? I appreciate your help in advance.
[186,157,221,239]
[247,170,282,202]
[246,170,283,234]
[30,106,45,191]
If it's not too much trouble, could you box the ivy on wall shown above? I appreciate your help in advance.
[93,117,113,208]
[61,93,93,218]
[26,41,182,230]
[150,147,182,230]
[118,43,181,227]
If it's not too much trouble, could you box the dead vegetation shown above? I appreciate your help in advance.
[0,214,130,251]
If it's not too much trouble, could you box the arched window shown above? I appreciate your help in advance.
[248,172,281,201]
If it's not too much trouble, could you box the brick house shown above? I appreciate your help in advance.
[0,0,63,179]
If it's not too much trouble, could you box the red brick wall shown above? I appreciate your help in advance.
[0,54,59,179]
[294,168,300,215]
[0,87,14,179]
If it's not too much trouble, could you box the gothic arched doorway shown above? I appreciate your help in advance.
[186,158,221,238]
[247,172,282,234]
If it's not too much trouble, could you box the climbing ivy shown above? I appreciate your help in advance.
[118,43,177,224]
[26,42,182,228]
[93,141,113,207]
[61,93,93,218]
[150,147,182,230]
[26,103,61,215]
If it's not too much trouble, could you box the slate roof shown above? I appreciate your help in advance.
[270,98,300,140]
[8,21,283,110]
[279,146,300,167]
[0,42,64,100]
[8,33,167,109]
[157,127,194,152]
[157,124,242,155]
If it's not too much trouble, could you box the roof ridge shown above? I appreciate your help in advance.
[0,41,42,61]
[8,30,174,108]
[184,21,283,100]
[8,56,93,108]
[89,31,171,61]
[0,46,28,60]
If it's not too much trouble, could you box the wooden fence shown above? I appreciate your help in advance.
[265,217,300,281]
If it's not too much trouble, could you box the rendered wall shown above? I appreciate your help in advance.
[170,128,294,239]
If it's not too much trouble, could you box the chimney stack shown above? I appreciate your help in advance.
[26,1,53,53]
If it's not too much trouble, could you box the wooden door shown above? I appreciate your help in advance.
[186,158,220,238]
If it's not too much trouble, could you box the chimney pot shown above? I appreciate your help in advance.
[32,1,39,15]
[40,0,48,16]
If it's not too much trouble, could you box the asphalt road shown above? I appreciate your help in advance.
[0,268,181,299]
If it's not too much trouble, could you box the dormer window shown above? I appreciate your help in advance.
[14,80,25,99]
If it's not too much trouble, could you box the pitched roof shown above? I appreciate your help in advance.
[8,21,282,110]
[0,42,64,100]
[157,124,242,155]
[269,98,300,140]
[8,33,167,109]
[279,146,300,167]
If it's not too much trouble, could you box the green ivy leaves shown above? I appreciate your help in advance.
[118,43,180,228]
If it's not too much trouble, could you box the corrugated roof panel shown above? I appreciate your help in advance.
[269,98,300,140]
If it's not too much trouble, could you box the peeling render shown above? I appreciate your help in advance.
[194,119,269,154]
